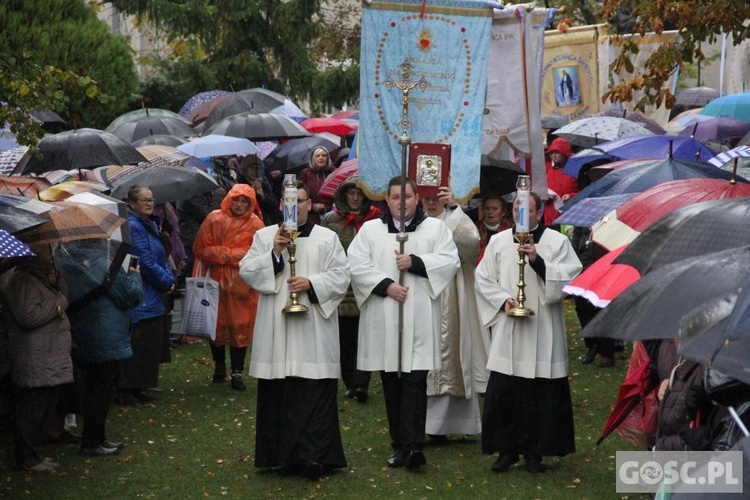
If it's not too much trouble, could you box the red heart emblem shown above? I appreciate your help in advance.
[420,39,430,49]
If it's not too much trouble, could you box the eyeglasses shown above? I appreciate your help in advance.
[136,198,155,204]
[297,199,310,203]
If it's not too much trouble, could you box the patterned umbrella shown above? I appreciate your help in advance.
[700,92,750,122]
[592,177,750,251]
[554,117,653,148]
[0,229,36,257]
[594,110,666,135]
[0,146,29,174]
[18,201,126,246]
[674,86,721,108]
[552,193,635,228]
[179,90,231,118]
[136,145,192,167]
[708,145,750,168]
[187,94,232,126]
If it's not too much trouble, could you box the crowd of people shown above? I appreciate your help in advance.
[2,139,745,485]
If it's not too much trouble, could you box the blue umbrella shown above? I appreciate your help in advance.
[552,193,635,227]
[591,135,717,163]
[700,92,750,122]
[559,157,738,214]
[563,148,615,177]
[0,229,35,257]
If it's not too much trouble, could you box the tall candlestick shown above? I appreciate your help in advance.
[515,175,531,233]
[283,174,298,231]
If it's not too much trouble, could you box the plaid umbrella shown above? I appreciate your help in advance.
[674,86,721,108]
[0,229,35,257]
[552,193,635,228]
[0,146,29,174]
[136,145,192,166]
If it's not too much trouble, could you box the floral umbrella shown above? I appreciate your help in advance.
[553,116,653,148]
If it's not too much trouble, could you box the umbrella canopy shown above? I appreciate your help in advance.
[674,86,721,109]
[318,158,358,200]
[480,155,526,196]
[108,116,195,144]
[205,111,311,142]
[700,92,750,122]
[594,109,666,135]
[105,108,187,132]
[552,193,635,228]
[178,90,231,118]
[592,178,750,251]
[330,109,360,121]
[15,128,148,174]
[678,116,750,142]
[17,201,126,246]
[664,113,713,135]
[614,197,750,275]
[109,165,219,203]
[187,94,232,126]
[580,246,750,341]
[559,157,734,215]
[269,99,308,123]
[300,117,357,137]
[591,135,717,163]
[268,135,341,173]
[541,113,569,130]
[563,245,640,308]
[136,145,191,167]
[708,145,750,168]
[0,174,51,197]
[38,180,109,202]
[204,88,290,128]
[0,194,52,233]
[0,229,36,257]
[176,134,261,158]
[131,134,189,148]
[562,148,617,177]
[0,146,29,175]
[553,117,653,148]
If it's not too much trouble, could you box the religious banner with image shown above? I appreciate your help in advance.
[358,0,491,201]
[541,24,605,123]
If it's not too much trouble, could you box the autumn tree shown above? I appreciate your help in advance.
[0,0,139,132]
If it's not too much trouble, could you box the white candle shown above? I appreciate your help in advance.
[283,174,298,231]
[515,175,531,234]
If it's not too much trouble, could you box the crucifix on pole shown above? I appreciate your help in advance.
[383,57,429,376]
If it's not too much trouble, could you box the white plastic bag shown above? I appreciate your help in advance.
[178,263,219,341]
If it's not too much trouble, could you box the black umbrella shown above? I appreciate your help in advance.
[109,165,219,203]
[615,197,750,275]
[268,135,340,172]
[108,116,195,144]
[204,88,289,129]
[0,204,48,233]
[580,246,750,342]
[205,111,310,142]
[131,134,189,148]
[480,155,525,196]
[14,128,148,174]
[674,86,721,109]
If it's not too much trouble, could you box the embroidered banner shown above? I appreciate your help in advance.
[359,0,492,201]
[483,6,556,197]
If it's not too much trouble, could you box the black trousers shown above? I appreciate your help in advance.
[338,315,370,391]
[380,370,428,454]
[12,385,59,468]
[575,296,615,358]
[119,316,163,390]
[81,360,119,448]
[210,344,247,373]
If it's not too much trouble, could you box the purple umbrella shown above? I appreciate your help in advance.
[679,117,750,142]
[591,135,717,163]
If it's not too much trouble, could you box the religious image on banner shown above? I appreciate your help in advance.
[541,24,604,122]
[554,66,581,107]
[358,0,491,202]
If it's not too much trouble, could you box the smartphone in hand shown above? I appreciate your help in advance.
[129,256,139,269]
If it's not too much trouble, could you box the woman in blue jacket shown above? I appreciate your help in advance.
[119,185,175,406]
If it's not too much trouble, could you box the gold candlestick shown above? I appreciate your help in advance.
[282,230,308,314]
[507,232,535,317]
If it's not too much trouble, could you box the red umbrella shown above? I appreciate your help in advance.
[597,341,660,446]
[300,117,357,137]
[563,245,640,308]
[317,158,358,200]
[330,109,359,121]
[592,177,750,251]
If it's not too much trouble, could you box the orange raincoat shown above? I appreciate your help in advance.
[193,184,265,347]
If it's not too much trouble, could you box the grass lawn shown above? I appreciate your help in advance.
[0,299,647,499]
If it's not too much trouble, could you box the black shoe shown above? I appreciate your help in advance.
[354,387,368,403]
[598,357,615,368]
[387,451,406,468]
[102,441,125,451]
[302,461,323,480]
[491,454,519,473]
[614,340,625,352]
[80,445,121,457]
[427,434,450,446]
[405,450,426,470]
[344,388,356,398]
[525,456,545,474]
[580,347,597,365]
[116,391,141,406]
[212,369,226,383]
[133,391,157,404]
[231,373,246,391]
[47,430,81,444]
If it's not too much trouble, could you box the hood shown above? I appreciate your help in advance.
[333,175,371,216]
[220,183,258,219]
[547,137,572,159]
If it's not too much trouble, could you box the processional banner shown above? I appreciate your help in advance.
[597,30,680,127]
[483,6,557,197]
[359,0,491,201]
[541,24,604,123]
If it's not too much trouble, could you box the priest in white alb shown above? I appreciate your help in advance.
[239,181,350,481]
